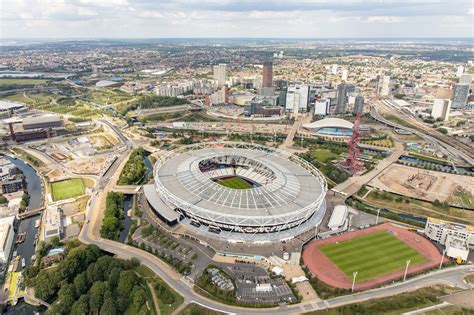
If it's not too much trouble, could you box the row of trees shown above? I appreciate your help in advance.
[28,243,150,315]
[122,95,189,115]
[100,192,125,240]
[118,148,148,185]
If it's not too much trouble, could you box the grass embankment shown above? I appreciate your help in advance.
[304,286,467,315]
[0,78,48,85]
[363,190,474,224]
[320,231,426,282]
[50,178,85,201]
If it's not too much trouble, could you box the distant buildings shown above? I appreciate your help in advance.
[431,99,451,121]
[156,80,194,97]
[456,65,464,77]
[341,69,348,82]
[379,75,390,96]
[331,64,338,75]
[354,95,365,114]
[0,216,15,265]
[451,84,470,109]
[95,80,122,88]
[285,85,309,113]
[213,63,227,88]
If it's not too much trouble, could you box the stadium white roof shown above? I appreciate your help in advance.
[303,117,353,130]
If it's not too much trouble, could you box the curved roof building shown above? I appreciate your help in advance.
[303,117,353,137]
[145,142,327,242]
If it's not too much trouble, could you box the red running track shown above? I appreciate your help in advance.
[302,223,447,291]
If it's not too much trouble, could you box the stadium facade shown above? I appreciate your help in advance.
[145,142,327,242]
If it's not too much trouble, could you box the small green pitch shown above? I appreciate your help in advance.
[320,230,426,282]
[216,176,253,189]
[50,178,85,201]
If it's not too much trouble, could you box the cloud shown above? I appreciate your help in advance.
[0,0,472,38]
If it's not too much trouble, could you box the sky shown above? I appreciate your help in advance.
[1,0,473,39]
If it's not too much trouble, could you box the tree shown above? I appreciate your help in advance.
[74,272,88,296]
[100,298,117,315]
[50,236,61,248]
[89,281,108,311]
[70,295,89,315]
[132,288,146,309]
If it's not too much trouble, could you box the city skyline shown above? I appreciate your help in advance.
[1,0,473,39]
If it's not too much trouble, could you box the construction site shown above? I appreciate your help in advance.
[369,163,474,205]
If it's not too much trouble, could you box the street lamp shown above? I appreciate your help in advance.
[439,249,446,269]
[375,208,381,225]
[403,259,411,281]
[352,271,358,292]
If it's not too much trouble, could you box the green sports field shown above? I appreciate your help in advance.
[216,176,253,189]
[51,178,85,201]
[320,231,426,282]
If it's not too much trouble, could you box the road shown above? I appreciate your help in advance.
[370,106,474,165]
[78,118,474,315]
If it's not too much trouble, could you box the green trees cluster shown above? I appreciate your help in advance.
[122,95,189,115]
[118,147,148,185]
[28,244,150,315]
[100,192,125,240]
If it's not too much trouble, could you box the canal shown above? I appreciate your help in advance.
[119,194,133,243]
[4,156,45,314]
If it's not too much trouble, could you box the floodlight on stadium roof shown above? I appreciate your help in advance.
[150,142,327,237]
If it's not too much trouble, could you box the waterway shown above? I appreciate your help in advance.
[144,154,153,178]
[119,194,133,243]
[4,156,43,210]
[3,156,44,314]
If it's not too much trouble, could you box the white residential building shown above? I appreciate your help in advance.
[341,69,348,82]
[314,99,330,116]
[213,64,227,88]
[42,206,63,243]
[456,65,464,77]
[285,85,309,113]
[331,64,338,75]
[379,75,390,96]
[431,99,451,121]
[424,217,474,249]
[0,216,15,264]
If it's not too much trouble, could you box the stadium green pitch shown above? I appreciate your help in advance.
[320,230,426,282]
[216,176,253,189]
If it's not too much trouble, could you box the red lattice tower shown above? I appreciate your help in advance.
[342,112,364,174]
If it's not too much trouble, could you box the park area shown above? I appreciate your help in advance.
[302,224,445,290]
[215,176,253,189]
[50,178,85,201]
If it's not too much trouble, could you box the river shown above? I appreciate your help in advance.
[119,194,133,243]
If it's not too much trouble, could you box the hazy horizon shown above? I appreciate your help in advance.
[1,0,473,39]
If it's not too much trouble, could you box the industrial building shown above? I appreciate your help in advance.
[327,205,348,231]
[22,115,63,130]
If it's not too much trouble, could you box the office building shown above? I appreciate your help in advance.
[0,216,15,264]
[431,99,451,121]
[262,61,273,88]
[285,85,309,113]
[314,99,330,116]
[335,83,352,113]
[451,84,470,109]
[213,63,227,88]
[379,75,390,96]
[1,177,25,194]
[354,96,365,114]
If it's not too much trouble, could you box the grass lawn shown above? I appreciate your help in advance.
[320,231,426,282]
[8,272,19,298]
[0,78,48,85]
[50,178,85,201]
[311,149,340,163]
[216,176,253,189]
[179,303,224,315]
